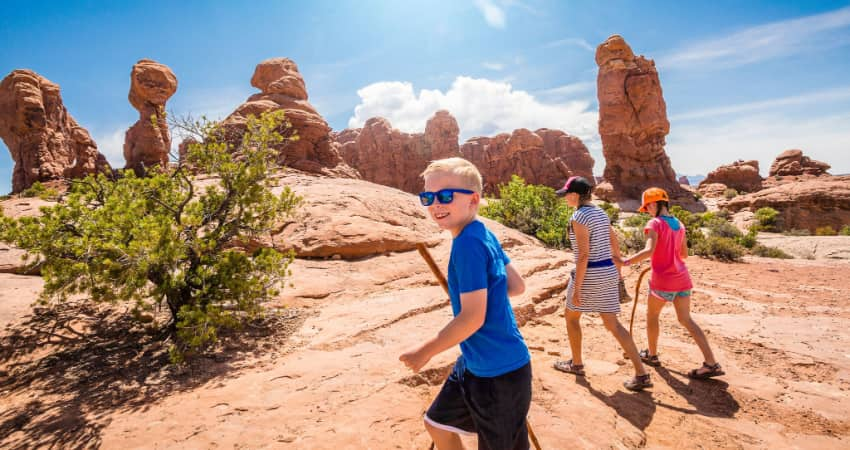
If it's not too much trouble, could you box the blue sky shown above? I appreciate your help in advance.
[2,0,850,193]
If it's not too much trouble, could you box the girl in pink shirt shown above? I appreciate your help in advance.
[623,188,724,379]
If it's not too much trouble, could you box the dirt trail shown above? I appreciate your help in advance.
[1,245,849,449]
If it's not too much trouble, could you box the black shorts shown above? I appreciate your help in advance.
[425,360,532,450]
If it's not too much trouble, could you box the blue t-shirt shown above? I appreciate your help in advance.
[447,220,530,377]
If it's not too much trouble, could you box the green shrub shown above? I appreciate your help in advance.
[618,228,647,254]
[737,228,758,249]
[782,228,810,236]
[751,244,793,259]
[480,175,574,249]
[754,207,780,231]
[19,181,59,200]
[723,188,738,199]
[0,111,302,362]
[623,213,651,228]
[692,236,745,262]
[0,194,10,201]
[599,202,620,224]
[840,225,850,236]
[815,226,838,236]
[705,216,742,239]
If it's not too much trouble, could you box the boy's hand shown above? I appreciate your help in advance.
[572,288,582,307]
[399,346,432,373]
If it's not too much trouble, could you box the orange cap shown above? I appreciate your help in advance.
[638,187,669,213]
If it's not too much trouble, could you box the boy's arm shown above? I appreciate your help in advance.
[505,263,525,297]
[399,289,487,373]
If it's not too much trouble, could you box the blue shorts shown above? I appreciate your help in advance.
[650,289,692,302]
[425,360,532,450]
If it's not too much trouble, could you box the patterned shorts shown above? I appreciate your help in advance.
[650,289,692,302]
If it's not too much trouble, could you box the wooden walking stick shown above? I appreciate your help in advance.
[416,243,543,450]
[628,267,652,337]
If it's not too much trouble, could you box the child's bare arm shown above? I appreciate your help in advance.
[505,263,525,297]
[625,230,658,265]
[680,232,689,259]
[399,289,487,372]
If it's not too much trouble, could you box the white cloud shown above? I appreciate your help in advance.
[93,126,128,167]
[543,38,595,52]
[659,6,850,70]
[347,76,599,144]
[473,0,506,28]
[667,112,850,176]
[482,62,505,71]
[670,86,850,121]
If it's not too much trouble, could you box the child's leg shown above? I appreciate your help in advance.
[600,313,646,376]
[646,294,668,356]
[672,295,718,368]
[565,309,583,365]
[424,421,464,450]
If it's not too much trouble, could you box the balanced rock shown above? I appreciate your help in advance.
[222,58,351,175]
[0,70,109,193]
[124,59,177,175]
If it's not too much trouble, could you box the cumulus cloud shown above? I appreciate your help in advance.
[347,76,599,144]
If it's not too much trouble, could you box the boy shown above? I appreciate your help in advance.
[399,157,531,450]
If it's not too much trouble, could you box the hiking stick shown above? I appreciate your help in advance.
[415,243,543,450]
[628,267,652,337]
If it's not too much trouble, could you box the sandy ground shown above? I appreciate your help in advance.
[1,242,849,449]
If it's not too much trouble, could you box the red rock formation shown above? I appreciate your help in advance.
[222,58,352,176]
[337,112,458,194]
[678,176,690,186]
[699,160,762,193]
[462,128,594,194]
[594,35,687,205]
[0,70,109,193]
[336,111,595,195]
[724,175,850,232]
[123,59,177,175]
[768,149,831,178]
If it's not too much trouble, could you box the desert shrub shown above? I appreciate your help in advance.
[737,228,758,249]
[480,175,574,249]
[618,228,647,254]
[623,213,651,228]
[815,226,838,236]
[0,111,302,362]
[782,228,810,236]
[705,216,743,239]
[692,236,744,262]
[723,188,738,199]
[20,181,59,200]
[754,207,779,231]
[751,244,793,259]
[841,225,850,236]
[599,202,620,224]
[0,194,10,201]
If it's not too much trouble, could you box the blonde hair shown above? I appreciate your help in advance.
[421,157,483,193]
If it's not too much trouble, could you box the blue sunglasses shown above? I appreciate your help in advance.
[419,188,475,206]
